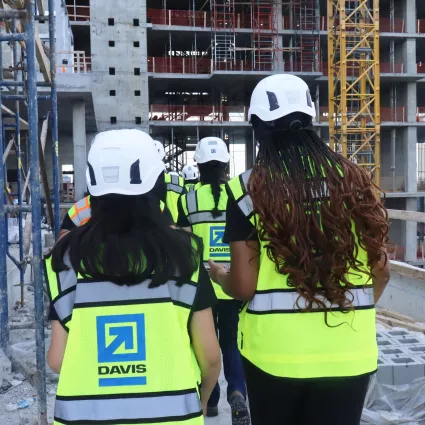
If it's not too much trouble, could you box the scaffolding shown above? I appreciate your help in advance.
[292,0,320,72]
[211,0,236,69]
[328,0,381,185]
[252,1,279,70]
[0,0,60,423]
[211,0,280,71]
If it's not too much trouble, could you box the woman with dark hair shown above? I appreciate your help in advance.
[178,137,250,425]
[45,129,221,425]
[209,74,390,425]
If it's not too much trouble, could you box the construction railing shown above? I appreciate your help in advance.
[147,8,256,29]
[56,51,91,73]
[380,107,406,122]
[66,4,90,22]
[319,107,406,123]
[148,57,212,74]
[281,16,406,32]
[321,62,403,75]
[416,107,425,122]
[149,104,247,122]
[417,19,425,33]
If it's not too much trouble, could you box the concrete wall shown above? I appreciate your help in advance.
[89,0,149,131]
[43,132,96,191]
[55,0,73,53]
[378,267,425,323]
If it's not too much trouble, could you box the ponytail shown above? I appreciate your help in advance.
[198,161,227,218]
[210,182,222,218]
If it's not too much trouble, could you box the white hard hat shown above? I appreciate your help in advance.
[182,164,199,180]
[154,140,165,160]
[194,137,230,164]
[248,74,316,122]
[86,129,165,196]
[168,171,179,177]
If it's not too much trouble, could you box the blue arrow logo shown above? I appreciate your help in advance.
[97,314,146,363]
[210,226,227,247]
[107,326,134,354]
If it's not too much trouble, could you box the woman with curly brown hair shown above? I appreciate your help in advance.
[209,74,390,425]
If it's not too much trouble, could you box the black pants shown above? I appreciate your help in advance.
[243,357,370,425]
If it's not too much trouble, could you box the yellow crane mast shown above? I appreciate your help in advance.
[327,0,381,185]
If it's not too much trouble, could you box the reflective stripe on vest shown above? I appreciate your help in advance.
[52,277,197,326]
[74,280,197,308]
[167,183,184,194]
[185,191,226,224]
[53,290,76,323]
[236,170,254,217]
[69,198,166,227]
[55,389,202,423]
[248,286,374,314]
[188,211,227,225]
[69,196,91,226]
[167,174,184,195]
[186,191,197,214]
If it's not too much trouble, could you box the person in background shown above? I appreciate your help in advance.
[46,129,221,424]
[178,137,250,425]
[182,164,201,192]
[209,74,391,425]
[163,158,185,222]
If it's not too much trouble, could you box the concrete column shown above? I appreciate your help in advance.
[274,2,284,72]
[403,0,417,33]
[403,40,417,74]
[139,0,149,133]
[404,198,418,262]
[246,130,255,169]
[73,100,87,201]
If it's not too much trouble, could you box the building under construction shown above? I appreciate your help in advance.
[1,1,425,254]
[1,1,425,423]
[51,0,422,264]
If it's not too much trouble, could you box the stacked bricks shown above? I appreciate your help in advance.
[377,330,425,385]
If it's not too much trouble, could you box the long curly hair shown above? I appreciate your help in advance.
[249,115,389,312]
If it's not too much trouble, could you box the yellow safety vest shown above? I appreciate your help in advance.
[180,184,231,300]
[185,182,202,193]
[44,254,203,425]
[67,196,166,227]
[164,173,185,223]
[226,169,378,379]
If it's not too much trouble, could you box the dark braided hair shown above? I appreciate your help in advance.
[198,161,228,218]
[249,113,389,313]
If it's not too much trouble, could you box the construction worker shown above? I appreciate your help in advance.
[59,141,183,236]
[182,164,201,192]
[178,137,250,425]
[45,129,221,424]
[164,170,185,222]
[208,74,391,425]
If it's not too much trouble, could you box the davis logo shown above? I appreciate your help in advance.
[209,226,230,258]
[96,314,147,387]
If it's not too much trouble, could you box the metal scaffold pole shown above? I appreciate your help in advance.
[49,0,60,238]
[26,2,48,423]
[0,0,58,422]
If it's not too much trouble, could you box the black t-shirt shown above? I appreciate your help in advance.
[223,185,258,243]
[48,264,216,321]
[61,204,174,231]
